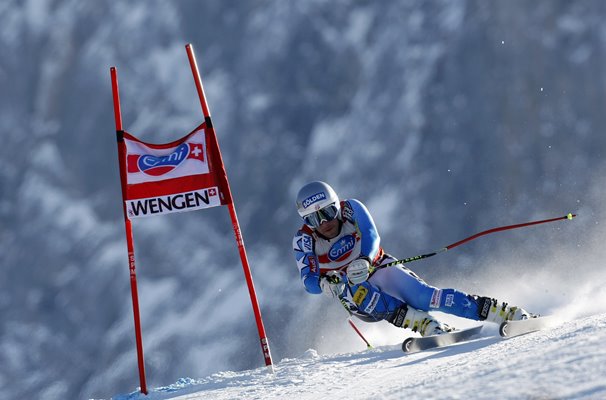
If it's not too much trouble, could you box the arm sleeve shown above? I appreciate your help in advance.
[293,230,322,294]
[345,199,381,260]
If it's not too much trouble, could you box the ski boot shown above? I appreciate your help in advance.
[397,306,453,337]
[476,296,535,324]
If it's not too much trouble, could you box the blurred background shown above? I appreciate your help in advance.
[1,1,606,398]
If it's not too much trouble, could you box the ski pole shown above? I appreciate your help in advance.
[337,297,373,348]
[328,273,374,348]
[374,213,576,271]
[348,318,372,349]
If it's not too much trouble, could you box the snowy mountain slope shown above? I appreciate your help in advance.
[114,313,606,400]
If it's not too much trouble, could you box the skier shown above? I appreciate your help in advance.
[292,181,534,336]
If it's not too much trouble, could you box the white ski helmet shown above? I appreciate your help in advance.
[296,181,341,228]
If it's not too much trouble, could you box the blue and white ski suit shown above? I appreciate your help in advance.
[292,199,482,324]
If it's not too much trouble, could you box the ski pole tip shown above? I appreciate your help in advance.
[567,213,575,220]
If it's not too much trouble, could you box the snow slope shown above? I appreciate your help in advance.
[113,313,606,400]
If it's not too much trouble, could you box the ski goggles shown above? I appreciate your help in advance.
[303,204,339,228]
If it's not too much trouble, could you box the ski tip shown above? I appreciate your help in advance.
[402,338,413,353]
[499,322,508,337]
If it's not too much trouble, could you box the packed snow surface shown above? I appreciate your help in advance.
[114,313,606,400]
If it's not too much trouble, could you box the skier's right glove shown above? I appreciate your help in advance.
[320,271,345,298]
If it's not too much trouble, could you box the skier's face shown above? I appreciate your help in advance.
[315,217,340,239]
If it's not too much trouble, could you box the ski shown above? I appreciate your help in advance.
[402,325,483,353]
[499,316,555,338]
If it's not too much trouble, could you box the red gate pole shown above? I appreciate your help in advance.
[184,44,274,371]
[110,66,149,394]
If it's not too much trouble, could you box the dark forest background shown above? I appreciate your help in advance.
[1,1,605,398]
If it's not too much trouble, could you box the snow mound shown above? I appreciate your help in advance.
[113,313,606,400]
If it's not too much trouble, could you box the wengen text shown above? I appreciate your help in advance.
[127,188,219,218]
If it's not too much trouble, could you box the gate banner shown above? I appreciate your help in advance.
[119,123,227,219]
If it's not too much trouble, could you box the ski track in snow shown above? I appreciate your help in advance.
[113,313,606,400]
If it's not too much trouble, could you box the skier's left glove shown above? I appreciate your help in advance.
[347,257,370,285]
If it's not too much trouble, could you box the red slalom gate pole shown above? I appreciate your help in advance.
[110,67,148,394]
[185,43,274,370]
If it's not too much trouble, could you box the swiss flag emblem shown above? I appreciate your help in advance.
[187,143,205,161]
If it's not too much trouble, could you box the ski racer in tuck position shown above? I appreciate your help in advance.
[292,181,535,336]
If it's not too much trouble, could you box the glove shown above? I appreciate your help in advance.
[347,257,370,285]
[320,271,345,298]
